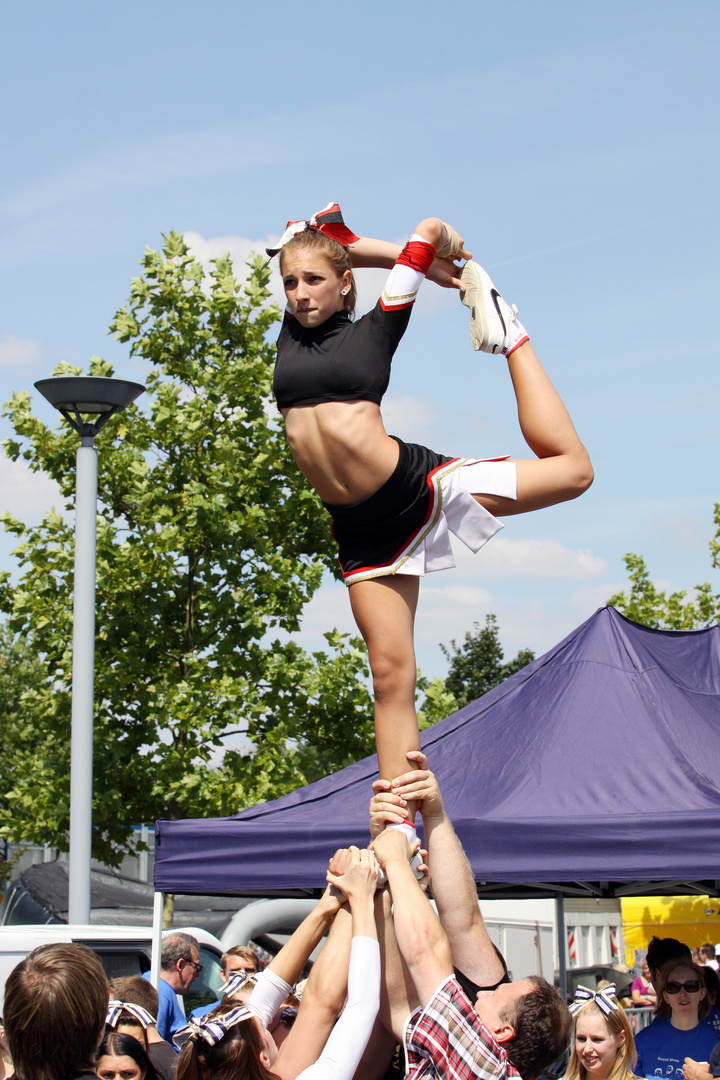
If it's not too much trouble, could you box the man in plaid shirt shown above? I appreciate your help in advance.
[370,755,571,1080]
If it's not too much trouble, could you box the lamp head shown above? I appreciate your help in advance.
[35,377,145,443]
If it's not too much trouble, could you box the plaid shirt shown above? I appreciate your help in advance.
[404,976,521,1080]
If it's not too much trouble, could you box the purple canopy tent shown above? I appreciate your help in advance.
[154,606,720,901]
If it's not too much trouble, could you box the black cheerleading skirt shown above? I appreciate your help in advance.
[323,437,453,582]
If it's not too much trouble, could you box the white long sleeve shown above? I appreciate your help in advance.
[295,937,380,1080]
[247,967,293,1028]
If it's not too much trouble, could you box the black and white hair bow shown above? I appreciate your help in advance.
[106,1000,156,1028]
[569,984,618,1017]
[172,1004,254,1050]
[223,972,258,997]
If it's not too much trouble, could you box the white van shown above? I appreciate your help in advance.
[0,924,225,1016]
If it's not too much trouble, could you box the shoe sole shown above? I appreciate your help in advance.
[460,262,486,350]
[460,261,508,353]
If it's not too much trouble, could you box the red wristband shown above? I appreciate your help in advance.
[397,239,436,275]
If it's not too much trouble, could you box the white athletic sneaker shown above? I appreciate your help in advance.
[460,261,520,354]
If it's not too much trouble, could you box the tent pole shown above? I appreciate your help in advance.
[556,895,567,1000]
[150,891,164,987]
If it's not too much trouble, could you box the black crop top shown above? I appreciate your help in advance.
[273,300,413,410]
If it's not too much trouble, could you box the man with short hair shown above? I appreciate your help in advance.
[188,942,260,1021]
[4,943,109,1080]
[221,944,259,977]
[366,753,571,1080]
[701,944,719,972]
[142,932,201,1044]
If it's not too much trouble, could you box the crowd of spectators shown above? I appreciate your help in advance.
[1,764,718,1080]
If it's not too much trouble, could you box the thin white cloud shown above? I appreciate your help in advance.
[0,456,63,522]
[418,585,495,640]
[0,335,42,369]
[0,125,290,220]
[382,395,441,443]
[185,231,288,311]
[446,536,607,580]
[294,579,359,647]
[184,231,267,275]
[354,267,390,315]
[651,512,714,552]
[414,581,619,673]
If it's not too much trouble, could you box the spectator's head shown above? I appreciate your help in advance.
[691,947,701,963]
[176,1003,276,1080]
[3,942,109,1080]
[565,992,636,1080]
[702,964,719,1005]
[220,945,259,982]
[97,1031,157,1080]
[656,960,708,1021]
[109,978,159,1024]
[474,976,571,1080]
[700,944,717,965]
[645,937,691,992]
[106,999,156,1052]
[114,1017,148,1051]
[160,934,201,995]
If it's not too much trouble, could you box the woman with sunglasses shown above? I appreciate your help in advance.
[635,961,717,1078]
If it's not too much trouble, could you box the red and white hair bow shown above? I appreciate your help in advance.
[266,202,359,258]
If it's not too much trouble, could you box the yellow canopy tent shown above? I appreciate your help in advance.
[622,895,720,963]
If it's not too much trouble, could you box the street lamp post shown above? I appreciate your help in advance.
[34,376,145,924]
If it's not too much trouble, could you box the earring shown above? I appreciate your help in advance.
[342,287,349,295]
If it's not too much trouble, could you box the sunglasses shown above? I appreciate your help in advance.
[270,1007,298,1031]
[185,959,204,974]
[665,980,701,994]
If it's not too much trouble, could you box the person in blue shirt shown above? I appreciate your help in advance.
[143,933,201,1046]
[635,962,718,1080]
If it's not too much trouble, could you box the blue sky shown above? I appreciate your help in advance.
[1,1,718,679]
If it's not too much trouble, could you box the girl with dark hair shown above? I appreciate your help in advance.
[96,1033,157,1080]
[269,203,593,833]
[176,847,379,1080]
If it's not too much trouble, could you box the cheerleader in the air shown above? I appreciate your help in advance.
[268,203,593,835]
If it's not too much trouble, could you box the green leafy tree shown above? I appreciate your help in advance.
[0,234,373,865]
[417,614,534,724]
[440,614,534,711]
[0,622,67,850]
[608,506,720,629]
[416,676,459,730]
